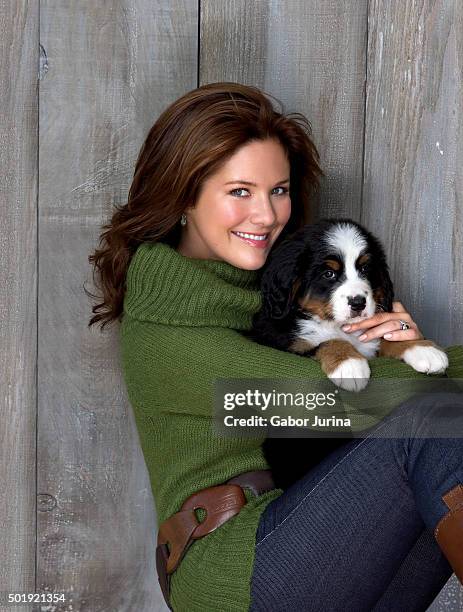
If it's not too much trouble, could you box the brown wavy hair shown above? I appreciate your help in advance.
[86,81,324,330]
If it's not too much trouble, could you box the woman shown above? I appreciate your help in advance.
[88,82,463,611]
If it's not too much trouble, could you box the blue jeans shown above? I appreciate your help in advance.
[250,392,463,611]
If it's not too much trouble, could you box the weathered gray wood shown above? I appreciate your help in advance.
[363,0,463,348]
[201,0,369,221]
[37,1,197,609]
[0,2,38,611]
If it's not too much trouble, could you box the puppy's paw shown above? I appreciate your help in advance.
[402,345,449,374]
[328,357,371,392]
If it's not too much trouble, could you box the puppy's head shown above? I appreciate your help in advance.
[260,219,394,324]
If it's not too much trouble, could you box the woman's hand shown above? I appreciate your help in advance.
[341,301,424,342]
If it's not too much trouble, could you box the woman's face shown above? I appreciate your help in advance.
[177,138,292,269]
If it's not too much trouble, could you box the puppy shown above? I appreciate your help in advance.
[249,218,448,488]
[251,218,448,391]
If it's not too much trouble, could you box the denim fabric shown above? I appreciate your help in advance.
[250,392,463,612]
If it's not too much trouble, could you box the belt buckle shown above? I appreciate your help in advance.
[182,483,246,537]
[157,483,246,572]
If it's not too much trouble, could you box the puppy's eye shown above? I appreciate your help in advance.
[359,264,370,275]
[322,269,337,280]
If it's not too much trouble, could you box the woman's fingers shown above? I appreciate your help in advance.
[342,311,413,333]
[340,300,424,341]
[356,319,420,342]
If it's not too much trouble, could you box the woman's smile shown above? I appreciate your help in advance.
[231,230,271,249]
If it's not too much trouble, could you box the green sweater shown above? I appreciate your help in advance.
[119,241,463,612]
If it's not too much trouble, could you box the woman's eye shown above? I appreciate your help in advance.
[322,269,336,280]
[230,188,250,197]
[229,186,289,198]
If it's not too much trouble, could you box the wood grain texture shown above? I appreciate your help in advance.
[37,1,197,610]
[0,2,38,611]
[362,0,463,347]
[201,0,369,220]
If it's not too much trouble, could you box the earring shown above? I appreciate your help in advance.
[180,213,187,226]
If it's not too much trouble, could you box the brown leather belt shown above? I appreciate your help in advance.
[156,469,275,610]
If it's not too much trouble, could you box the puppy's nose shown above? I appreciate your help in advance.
[348,295,366,312]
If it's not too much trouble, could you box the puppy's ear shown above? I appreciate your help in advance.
[364,228,394,313]
[374,266,394,313]
[260,231,309,320]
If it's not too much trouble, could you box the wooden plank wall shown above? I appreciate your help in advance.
[363,0,463,349]
[0,3,38,612]
[1,1,461,611]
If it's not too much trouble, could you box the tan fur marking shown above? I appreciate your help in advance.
[379,338,435,359]
[325,259,341,271]
[357,254,370,265]
[289,337,316,355]
[298,296,333,320]
[315,340,365,375]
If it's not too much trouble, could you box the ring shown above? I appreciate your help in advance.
[399,319,410,331]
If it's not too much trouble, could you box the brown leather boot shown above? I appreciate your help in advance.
[434,483,463,585]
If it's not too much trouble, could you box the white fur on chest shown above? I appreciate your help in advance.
[296,317,380,358]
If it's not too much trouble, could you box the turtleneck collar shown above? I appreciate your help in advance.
[123,241,263,329]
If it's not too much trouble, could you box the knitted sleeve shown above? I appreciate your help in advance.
[445,344,463,378]
[120,315,463,429]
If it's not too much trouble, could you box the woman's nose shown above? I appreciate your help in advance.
[250,198,277,227]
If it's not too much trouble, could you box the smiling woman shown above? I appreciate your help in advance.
[86,82,463,612]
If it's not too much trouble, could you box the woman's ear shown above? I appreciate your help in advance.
[260,230,309,320]
[183,203,195,214]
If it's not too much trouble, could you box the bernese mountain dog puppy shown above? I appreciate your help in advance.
[252,217,448,390]
[249,218,449,488]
